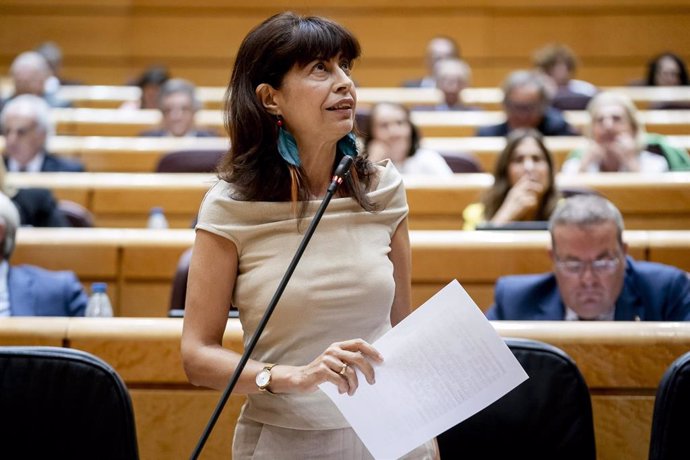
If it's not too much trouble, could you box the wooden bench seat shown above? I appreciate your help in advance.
[0,317,685,460]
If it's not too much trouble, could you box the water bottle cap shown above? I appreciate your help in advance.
[91,282,107,293]
[150,206,164,215]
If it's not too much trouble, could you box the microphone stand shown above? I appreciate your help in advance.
[190,155,354,459]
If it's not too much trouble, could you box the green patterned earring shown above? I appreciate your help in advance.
[276,118,300,167]
[337,131,358,159]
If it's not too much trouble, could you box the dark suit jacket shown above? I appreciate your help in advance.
[12,188,69,227]
[487,257,690,321]
[40,152,85,172]
[3,152,85,172]
[477,107,579,137]
[8,264,87,316]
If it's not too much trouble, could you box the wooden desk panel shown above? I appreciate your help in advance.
[2,135,685,178]
[10,228,664,316]
[2,318,688,460]
[46,108,690,138]
[53,85,690,111]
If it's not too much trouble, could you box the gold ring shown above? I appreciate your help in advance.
[338,363,348,376]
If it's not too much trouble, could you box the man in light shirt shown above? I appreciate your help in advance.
[0,194,86,316]
[487,195,690,321]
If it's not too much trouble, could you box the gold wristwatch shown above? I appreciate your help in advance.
[255,363,278,394]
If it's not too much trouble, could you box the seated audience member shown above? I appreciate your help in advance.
[477,70,579,137]
[645,52,690,109]
[463,129,559,230]
[0,161,68,227]
[431,57,480,111]
[364,102,454,176]
[0,193,87,316]
[403,35,461,88]
[140,78,218,137]
[120,65,170,110]
[487,195,690,321]
[646,52,689,87]
[533,43,597,111]
[561,92,690,173]
[1,51,71,112]
[35,41,82,95]
[1,95,85,172]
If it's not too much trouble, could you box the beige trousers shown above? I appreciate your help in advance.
[233,417,438,460]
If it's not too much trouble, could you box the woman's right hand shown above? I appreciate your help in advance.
[269,339,384,396]
[491,175,544,223]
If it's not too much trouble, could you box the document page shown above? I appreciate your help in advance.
[319,279,528,459]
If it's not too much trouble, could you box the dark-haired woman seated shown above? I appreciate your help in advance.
[462,129,559,230]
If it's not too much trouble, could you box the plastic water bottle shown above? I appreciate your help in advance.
[147,206,169,229]
[85,282,114,317]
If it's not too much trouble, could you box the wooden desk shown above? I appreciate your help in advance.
[54,85,690,111]
[403,172,690,230]
[6,172,690,231]
[13,228,689,316]
[0,318,686,460]
[0,135,688,175]
[47,107,690,138]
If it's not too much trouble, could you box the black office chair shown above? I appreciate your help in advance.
[0,346,139,460]
[437,338,596,460]
[59,199,95,227]
[168,248,238,318]
[440,151,484,173]
[648,350,690,460]
[155,149,224,173]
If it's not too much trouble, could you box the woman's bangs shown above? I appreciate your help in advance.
[291,18,360,67]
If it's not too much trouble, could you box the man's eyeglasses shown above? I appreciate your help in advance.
[555,256,621,276]
[1,123,38,138]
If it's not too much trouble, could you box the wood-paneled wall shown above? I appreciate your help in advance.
[1,1,689,87]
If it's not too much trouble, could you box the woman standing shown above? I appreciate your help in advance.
[181,12,437,459]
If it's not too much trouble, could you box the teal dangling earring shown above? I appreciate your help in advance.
[337,131,358,159]
[276,117,300,167]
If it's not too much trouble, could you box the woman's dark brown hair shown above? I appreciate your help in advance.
[218,12,376,215]
[481,128,559,220]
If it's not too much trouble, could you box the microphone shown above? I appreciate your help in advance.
[190,154,355,459]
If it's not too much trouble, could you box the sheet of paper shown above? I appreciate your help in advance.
[319,279,528,459]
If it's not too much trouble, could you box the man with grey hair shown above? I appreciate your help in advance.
[1,51,71,110]
[487,195,690,321]
[141,78,218,137]
[1,94,84,172]
[477,70,578,137]
[0,193,87,316]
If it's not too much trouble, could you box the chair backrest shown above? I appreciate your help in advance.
[169,247,193,314]
[437,338,596,460]
[0,346,139,460]
[168,247,238,318]
[58,199,95,227]
[155,149,224,173]
[648,350,690,460]
[440,151,484,173]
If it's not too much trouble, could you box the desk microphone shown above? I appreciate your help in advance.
[190,154,354,459]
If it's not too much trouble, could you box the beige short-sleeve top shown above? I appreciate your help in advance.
[195,160,408,429]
